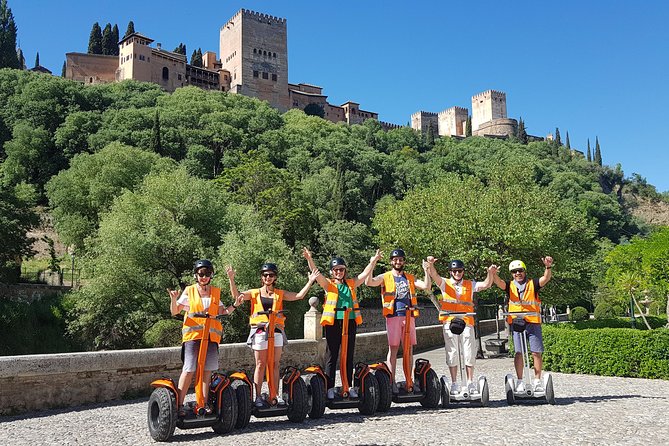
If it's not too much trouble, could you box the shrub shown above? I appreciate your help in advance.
[594,303,620,319]
[570,306,589,321]
[143,318,183,347]
[552,316,667,330]
[542,326,669,379]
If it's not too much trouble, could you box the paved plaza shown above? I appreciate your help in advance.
[1,345,668,446]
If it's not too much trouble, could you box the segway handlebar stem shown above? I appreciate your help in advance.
[439,311,476,317]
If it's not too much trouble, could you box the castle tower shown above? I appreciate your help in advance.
[411,111,438,134]
[438,106,468,136]
[471,90,506,131]
[220,9,290,111]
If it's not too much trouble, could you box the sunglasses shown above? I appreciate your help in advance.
[450,269,464,273]
[511,269,525,274]
[197,272,213,278]
[332,267,346,273]
[262,272,277,278]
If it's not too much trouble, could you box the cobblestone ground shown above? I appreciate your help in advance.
[2,345,668,446]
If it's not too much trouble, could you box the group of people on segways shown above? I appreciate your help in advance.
[148,249,555,441]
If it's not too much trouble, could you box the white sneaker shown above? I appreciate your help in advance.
[254,396,264,407]
[348,387,358,398]
[533,379,543,392]
[327,388,335,399]
[468,382,478,395]
[515,380,526,393]
[450,382,461,395]
[276,395,285,405]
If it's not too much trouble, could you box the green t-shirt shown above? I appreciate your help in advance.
[335,283,355,320]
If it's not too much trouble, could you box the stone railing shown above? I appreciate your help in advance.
[0,297,504,415]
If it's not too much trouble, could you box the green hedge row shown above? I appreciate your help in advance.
[542,325,669,379]
[553,316,667,330]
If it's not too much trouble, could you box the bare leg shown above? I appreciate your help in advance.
[253,349,267,397]
[449,366,458,382]
[202,371,213,408]
[532,352,543,379]
[514,353,523,379]
[273,346,283,396]
[177,371,195,407]
[386,345,400,383]
[465,365,474,382]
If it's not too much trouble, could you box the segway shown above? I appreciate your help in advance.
[305,306,380,418]
[372,305,440,409]
[438,311,489,408]
[230,309,310,425]
[503,311,555,405]
[147,311,238,442]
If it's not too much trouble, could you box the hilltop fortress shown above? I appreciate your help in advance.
[65,9,519,137]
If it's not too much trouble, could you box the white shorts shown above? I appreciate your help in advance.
[248,327,285,351]
[443,323,477,367]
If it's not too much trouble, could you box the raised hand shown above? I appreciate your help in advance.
[234,293,245,307]
[225,265,235,279]
[302,247,312,260]
[309,269,321,282]
[371,249,383,263]
[426,256,438,269]
[167,288,180,300]
[422,259,430,271]
[542,256,554,268]
[488,264,500,275]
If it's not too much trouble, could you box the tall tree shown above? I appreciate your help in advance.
[101,23,114,55]
[173,43,186,55]
[566,131,571,150]
[555,127,562,146]
[517,117,528,144]
[150,109,162,155]
[111,24,120,55]
[465,116,472,137]
[88,22,103,54]
[425,120,435,147]
[61,60,66,77]
[594,136,602,166]
[124,20,135,38]
[16,46,24,68]
[0,0,20,68]
[587,138,592,162]
[33,51,39,68]
[190,48,203,67]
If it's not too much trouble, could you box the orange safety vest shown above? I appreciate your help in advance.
[181,285,223,343]
[249,288,286,329]
[320,278,363,326]
[507,279,541,324]
[439,278,475,326]
[381,271,419,318]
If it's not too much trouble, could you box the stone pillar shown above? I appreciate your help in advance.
[303,296,322,340]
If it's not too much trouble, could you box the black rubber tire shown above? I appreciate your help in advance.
[286,376,309,423]
[545,375,556,405]
[147,387,177,442]
[212,385,238,435]
[440,376,450,409]
[480,380,489,407]
[306,374,326,419]
[505,378,515,406]
[420,369,441,408]
[231,380,252,429]
[357,372,379,415]
[373,369,392,413]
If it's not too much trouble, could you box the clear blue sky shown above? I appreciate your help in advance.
[12,0,669,192]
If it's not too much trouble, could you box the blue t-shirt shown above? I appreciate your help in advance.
[392,274,411,317]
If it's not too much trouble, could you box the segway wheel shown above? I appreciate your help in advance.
[357,372,379,415]
[212,385,238,435]
[231,380,252,429]
[419,369,441,408]
[545,375,556,405]
[440,376,450,409]
[147,387,177,442]
[505,378,515,406]
[373,369,392,413]
[286,376,309,422]
[306,374,326,419]
[480,380,489,407]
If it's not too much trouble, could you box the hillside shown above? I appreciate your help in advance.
[623,194,669,227]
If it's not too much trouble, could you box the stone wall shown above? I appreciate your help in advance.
[0,283,69,304]
[473,118,518,137]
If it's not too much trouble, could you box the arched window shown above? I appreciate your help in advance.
[162,67,169,81]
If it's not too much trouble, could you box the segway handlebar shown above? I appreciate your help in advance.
[256,309,289,316]
[502,311,540,317]
[334,306,349,312]
[189,311,229,321]
[439,311,476,317]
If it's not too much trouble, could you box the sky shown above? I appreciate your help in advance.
[11,0,669,192]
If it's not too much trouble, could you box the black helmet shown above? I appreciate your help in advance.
[449,260,465,270]
[193,259,214,273]
[260,263,279,274]
[330,257,347,269]
[390,249,406,259]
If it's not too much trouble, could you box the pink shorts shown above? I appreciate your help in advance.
[386,316,417,347]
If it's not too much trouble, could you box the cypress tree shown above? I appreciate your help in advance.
[33,51,38,68]
[566,131,571,150]
[173,43,186,55]
[61,60,66,77]
[555,127,562,146]
[197,48,203,66]
[517,117,528,144]
[594,136,602,166]
[88,22,103,54]
[112,24,119,55]
[16,47,24,69]
[586,138,592,162]
[124,20,135,38]
[425,120,435,147]
[190,48,203,67]
[150,109,162,155]
[0,0,20,69]
[465,116,472,137]
[101,23,114,55]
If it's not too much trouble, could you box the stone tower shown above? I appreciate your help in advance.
[471,90,506,132]
[438,106,468,136]
[411,111,438,134]
[220,9,290,112]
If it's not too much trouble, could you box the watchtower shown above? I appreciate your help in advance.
[471,90,506,132]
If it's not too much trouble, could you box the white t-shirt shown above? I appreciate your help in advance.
[177,288,225,312]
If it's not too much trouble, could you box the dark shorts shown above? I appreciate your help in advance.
[512,322,544,353]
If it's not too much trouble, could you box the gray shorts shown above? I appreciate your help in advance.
[512,323,544,353]
[182,340,219,372]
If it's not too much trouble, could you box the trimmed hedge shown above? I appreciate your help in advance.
[542,325,669,379]
[569,306,589,321]
[553,316,667,330]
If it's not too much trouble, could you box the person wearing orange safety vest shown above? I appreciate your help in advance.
[492,256,554,393]
[302,247,383,399]
[426,257,496,396]
[168,259,244,416]
[227,263,319,407]
[365,249,431,393]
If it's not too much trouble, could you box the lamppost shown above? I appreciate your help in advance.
[68,246,75,287]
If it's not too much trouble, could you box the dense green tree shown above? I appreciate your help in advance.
[0,183,38,282]
[425,120,436,147]
[303,102,325,118]
[190,48,203,67]
[54,111,103,157]
[594,136,602,166]
[587,138,592,162]
[124,20,135,38]
[111,24,119,55]
[87,22,102,54]
[150,109,161,155]
[517,117,528,144]
[61,60,66,77]
[554,127,562,146]
[0,0,19,69]
[173,43,186,55]
[101,23,115,55]
[465,116,472,137]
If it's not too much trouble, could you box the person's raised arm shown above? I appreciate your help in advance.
[490,265,507,290]
[538,256,553,288]
[425,256,444,289]
[168,288,183,316]
[302,247,329,289]
[475,264,498,292]
[284,269,321,301]
[414,259,432,290]
[354,249,383,287]
[226,266,251,302]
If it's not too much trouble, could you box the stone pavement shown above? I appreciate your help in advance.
[1,344,668,446]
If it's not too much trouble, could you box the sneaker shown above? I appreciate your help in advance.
[254,396,264,407]
[533,379,544,392]
[348,387,358,398]
[276,395,285,405]
[515,380,526,393]
[450,382,461,395]
[327,388,335,399]
[468,382,478,395]
[177,405,188,417]
[391,382,399,394]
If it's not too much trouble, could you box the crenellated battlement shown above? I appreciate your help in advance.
[379,121,404,130]
[472,89,506,100]
[411,111,437,118]
[438,106,468,116]
[241,8,287,25]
